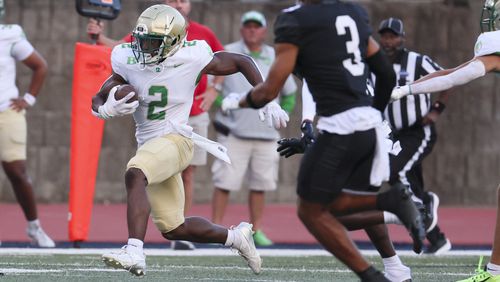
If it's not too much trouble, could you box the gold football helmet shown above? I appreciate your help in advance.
[481,0,500,32]
[132,4,187,65]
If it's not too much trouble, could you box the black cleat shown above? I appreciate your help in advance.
[423,191,439,232]
[171,240,195,250]
[376,183,425,254]
[425,236,452,255]
[414,201,432,232]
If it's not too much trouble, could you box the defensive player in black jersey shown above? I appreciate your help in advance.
[222,1,425,281]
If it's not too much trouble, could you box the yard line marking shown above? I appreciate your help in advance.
[0,267,476,277]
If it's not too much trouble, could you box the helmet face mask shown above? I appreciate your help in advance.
[481,0,500,32]
[132,5,187,65]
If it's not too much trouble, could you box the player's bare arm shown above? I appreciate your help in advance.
[22,50,48,97]
[477,54,500,72]
[240,43,298,108]
[91,72,138,120]
[216,44,293,129]
[10,50,47,112]
[202,52,263,86]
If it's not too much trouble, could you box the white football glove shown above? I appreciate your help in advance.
[258,101,289,129]
[390,85,411,101]
[221,92,242,114]
[93,85,139,119]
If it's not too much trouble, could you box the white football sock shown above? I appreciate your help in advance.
[383,255,403,268]
[127,238,144,255]
[383,255,411,281]
[487,262,500,276]
[383,212,402,225]
[28,219,41,230]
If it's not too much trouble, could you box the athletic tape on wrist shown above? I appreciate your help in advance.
[23,93,36,106]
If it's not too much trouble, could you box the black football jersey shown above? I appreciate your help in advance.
[274,1,373,116]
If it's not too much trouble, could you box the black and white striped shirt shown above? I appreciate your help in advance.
[384,49,442,130]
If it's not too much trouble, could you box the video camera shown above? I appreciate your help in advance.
[76,0,121,20]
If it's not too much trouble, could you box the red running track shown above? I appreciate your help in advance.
[0,203,495,246]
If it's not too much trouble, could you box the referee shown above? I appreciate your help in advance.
[378,18,451,255]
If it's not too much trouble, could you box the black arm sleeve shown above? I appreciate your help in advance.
[366,50,396,112]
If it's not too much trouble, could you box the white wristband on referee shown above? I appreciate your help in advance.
[23,93,36,107]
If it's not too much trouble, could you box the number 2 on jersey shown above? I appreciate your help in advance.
[147,86,168,120]
[335,15,364,76]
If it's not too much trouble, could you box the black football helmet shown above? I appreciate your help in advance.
[481,0,500,32]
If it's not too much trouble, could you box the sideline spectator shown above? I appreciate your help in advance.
[211,11,297,246]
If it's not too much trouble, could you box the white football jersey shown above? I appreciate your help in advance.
[0,24,34,111]
[474,30,500,57]
[111,40,214,146]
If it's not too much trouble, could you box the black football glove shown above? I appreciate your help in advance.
[277,120,315,158]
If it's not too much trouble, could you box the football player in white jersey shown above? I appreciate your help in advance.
[391,1,500,281]
[0,0,54,247]
[91,5,286,276]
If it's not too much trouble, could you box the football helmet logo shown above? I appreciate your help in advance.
[481,0,500,32]
[132,4,187,65]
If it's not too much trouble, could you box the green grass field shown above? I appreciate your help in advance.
[0,253,484,281]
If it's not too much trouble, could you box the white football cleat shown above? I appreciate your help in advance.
[102,245,146,276]
[384,263,412,282]
[26,227,55,248]
[232,222,262,274]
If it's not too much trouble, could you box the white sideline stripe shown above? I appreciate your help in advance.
[0,248,492,257]
[0,265,350,273]
[1,268,121,274]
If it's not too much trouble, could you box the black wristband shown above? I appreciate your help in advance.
[431,101,446,114]
[245,90,260,109]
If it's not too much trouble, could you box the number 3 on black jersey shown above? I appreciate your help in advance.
[335,15,364,77]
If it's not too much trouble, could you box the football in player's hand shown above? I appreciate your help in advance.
[114,84,138,103]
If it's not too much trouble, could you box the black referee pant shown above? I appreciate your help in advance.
[388,123,436,201]
[389,123,447,245]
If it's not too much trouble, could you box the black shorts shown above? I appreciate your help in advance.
[297,129,376,204]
